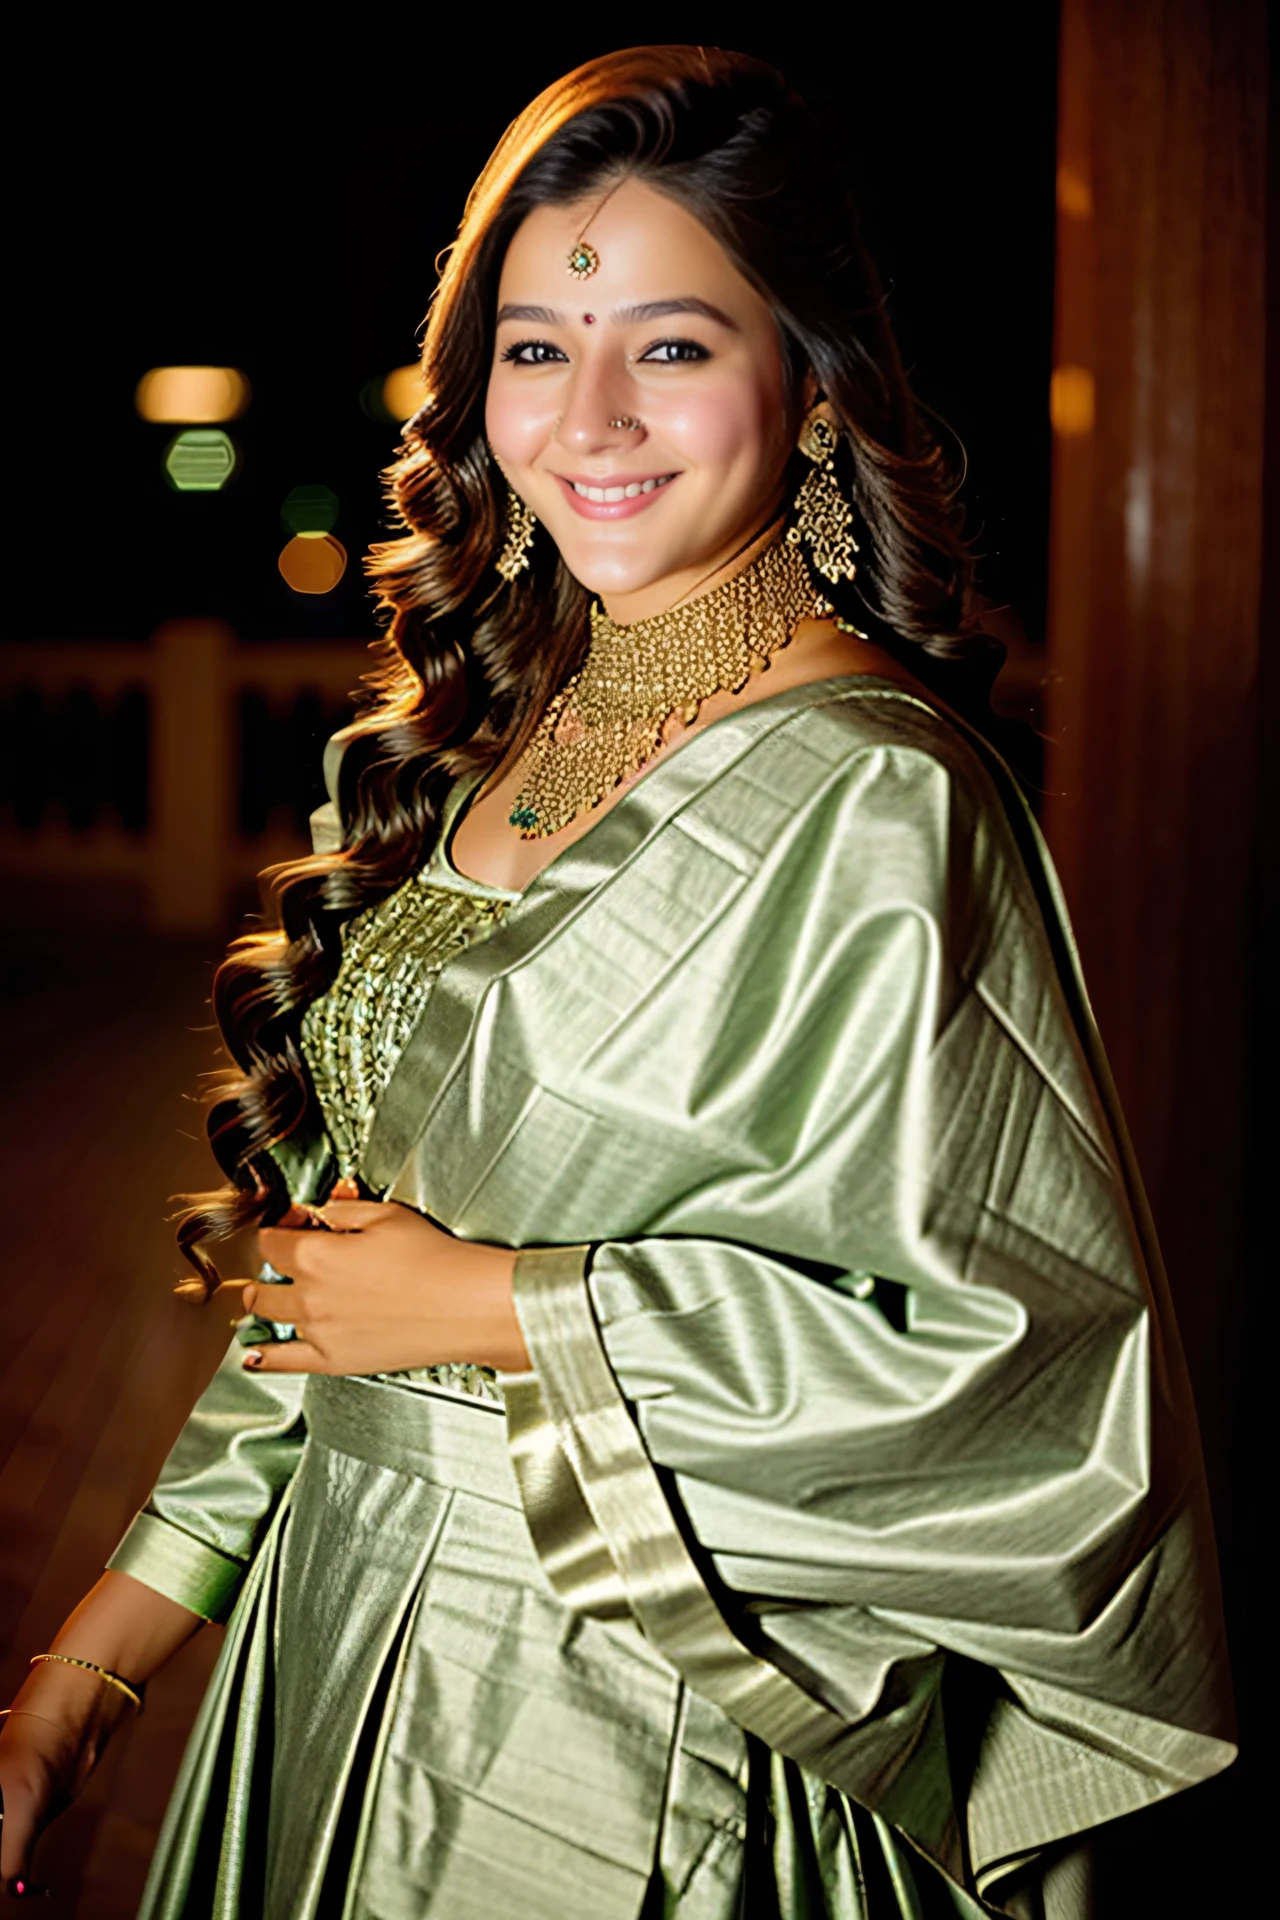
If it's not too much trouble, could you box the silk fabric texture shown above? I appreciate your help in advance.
[109,678,1234,1917]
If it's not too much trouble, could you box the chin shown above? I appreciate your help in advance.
[554,539,684,599]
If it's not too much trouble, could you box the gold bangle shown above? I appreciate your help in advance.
[28,1653,144,1711]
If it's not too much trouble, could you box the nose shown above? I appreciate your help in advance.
[553,356,646,457]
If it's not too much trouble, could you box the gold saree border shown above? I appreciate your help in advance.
[503,1372,633,1622]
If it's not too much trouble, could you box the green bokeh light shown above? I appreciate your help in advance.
[281,484,339,535]
[163,429,237,492]
[358,376,394,425]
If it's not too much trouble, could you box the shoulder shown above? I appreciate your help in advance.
[767,674,992,778]
[715,675,1013,860]
[700,677,1045,966]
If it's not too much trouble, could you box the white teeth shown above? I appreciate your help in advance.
[570,474,672,501]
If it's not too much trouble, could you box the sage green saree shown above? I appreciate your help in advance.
[109,678,1234,1918]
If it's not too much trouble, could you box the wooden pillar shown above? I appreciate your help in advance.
[150,619,234,933]
[1044,0,1267,1532]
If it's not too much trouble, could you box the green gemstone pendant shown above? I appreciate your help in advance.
[567,241,599,280]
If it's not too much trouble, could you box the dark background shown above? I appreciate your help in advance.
[10,11,1059,652]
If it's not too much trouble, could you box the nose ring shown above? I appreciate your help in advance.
[608,416,642,431]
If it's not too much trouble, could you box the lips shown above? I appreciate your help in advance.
[555,472,678,520]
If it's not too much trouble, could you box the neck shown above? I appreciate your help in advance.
[597,514,786,627]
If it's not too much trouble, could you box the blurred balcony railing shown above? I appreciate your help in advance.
[0,622,367,933]
[2,618,1053,938]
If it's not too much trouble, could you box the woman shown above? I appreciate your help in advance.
[0,46,1233,1919]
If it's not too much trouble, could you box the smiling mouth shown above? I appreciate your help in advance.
[567,473,677,503]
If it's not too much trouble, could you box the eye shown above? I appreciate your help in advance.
[499,339,568,365]
[637,337,711,364]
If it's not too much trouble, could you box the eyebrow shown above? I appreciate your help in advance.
[614,298,739,329]
[495,303,562,325]
[494,296,739,330]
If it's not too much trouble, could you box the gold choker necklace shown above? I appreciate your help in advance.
[509,538,823,838]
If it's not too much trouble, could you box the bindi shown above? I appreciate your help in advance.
[582,313,596,325]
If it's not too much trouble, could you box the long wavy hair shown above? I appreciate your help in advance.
[176,43,989,1292]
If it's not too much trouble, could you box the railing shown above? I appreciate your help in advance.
[1,623,367,932]
[3,620,1052,937]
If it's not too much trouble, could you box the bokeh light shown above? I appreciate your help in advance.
[1050,365,1095,437]
[137,366,250,423]
[358,377,393,424]
[163,429,238,491]
[381,365,425,421]
[278,533,348,595]
[282,484,339,535]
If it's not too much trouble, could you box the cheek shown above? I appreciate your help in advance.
[484,375,558,469]
[658,367,788,476]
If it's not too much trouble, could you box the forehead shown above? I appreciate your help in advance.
[496,175,766,320]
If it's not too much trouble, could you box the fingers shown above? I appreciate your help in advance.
[257,1202,384,1274]
[257,1226,320,1274]
[242,1341,328,1375]
[316,1200,395,1231]
[240,1281,300,1323]
[0,1773,37,1886]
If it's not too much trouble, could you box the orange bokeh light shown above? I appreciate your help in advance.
[382,365,426,421]
[136,366,251,423]
[278,533,348,595]
[1050,365,1095,437]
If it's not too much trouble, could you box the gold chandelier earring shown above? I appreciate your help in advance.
[787,406,860,587]
[495,487,536,582]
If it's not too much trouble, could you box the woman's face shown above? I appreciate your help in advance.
[485,176,797,621]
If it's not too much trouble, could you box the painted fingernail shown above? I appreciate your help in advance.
[243,1350,264,1369]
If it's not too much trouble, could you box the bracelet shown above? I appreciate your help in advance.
[28,1653,144,1711]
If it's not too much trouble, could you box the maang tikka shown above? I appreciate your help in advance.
[496,486,536,582]
[787,406,860,586]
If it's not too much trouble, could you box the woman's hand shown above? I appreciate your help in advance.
[1,1571,201,1892]
[0,1682,109,1893]
[243,1198,530,1377]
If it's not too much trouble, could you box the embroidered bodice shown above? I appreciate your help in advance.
[300,800,518,1402]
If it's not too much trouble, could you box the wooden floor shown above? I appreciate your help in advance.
[0,930,237,1915]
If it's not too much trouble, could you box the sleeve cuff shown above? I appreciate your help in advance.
[107,1509,248,1623]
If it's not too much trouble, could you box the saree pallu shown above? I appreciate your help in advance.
[111,679,1235,1918]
